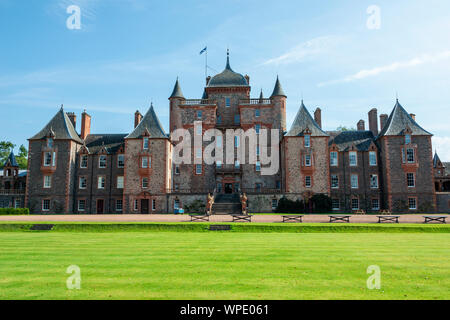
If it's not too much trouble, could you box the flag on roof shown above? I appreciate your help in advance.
[199,47,207,55]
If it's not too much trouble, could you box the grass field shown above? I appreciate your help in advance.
[0,225,449,300]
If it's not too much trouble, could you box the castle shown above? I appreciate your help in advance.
[24,53,441,214]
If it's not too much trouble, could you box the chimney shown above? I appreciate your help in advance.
[134,110,142,128]
[314,108,322,128]
[244,75,250,84]
[368,108,378,136]
[206,76,211,85]
[410,113,416,121]
[380,114,388,131]
[81,110,91,140]
[357,120,365,131]
[67,112,77,130]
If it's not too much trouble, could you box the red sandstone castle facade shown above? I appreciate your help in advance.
[25,54,438,214]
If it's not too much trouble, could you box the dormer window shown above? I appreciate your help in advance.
[304,135,311,148]
[405,134,411,145]
[47,138,53,148]
[143,137,149,150]
[80,155,88,168]
[349,151,357,166]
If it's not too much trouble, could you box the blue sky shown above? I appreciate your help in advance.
[1,0,450,159]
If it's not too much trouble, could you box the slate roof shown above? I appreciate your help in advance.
[207,54,249,87]
[328,130,376,152]
[29,107,83,143]
[270,76,286,97]
[286,101,329,137]
[126,104,168,139]
[433,152,442,168]
[169,78,184,99]
[3,152,18,168]
[444,162,450,176]
[84,134,127,154]
[378,100,432,137]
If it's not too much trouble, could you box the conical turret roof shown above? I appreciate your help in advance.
[126,104,167,139]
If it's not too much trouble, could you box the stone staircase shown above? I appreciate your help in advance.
[212,194,242,215]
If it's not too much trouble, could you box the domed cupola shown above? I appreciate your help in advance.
[207,51,249,87]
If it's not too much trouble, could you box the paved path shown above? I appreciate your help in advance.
[0,214,447,224]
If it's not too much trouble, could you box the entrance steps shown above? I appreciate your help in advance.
[212,194,242,215]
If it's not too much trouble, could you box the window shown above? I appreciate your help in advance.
[216,135,222,148]
[272,199,278,210]
[351,198,359,210]
[370,174,378,189]
[351,174,358,189]
[152,199,156,211]
[78,200,86,212]
[255,161,261,172]
[141,157,149,168]
[175,165,180,174]
[332,199,340,211]
[330,152,338,166]
[196,164,202,175]
[196,125,202,135]
[305,176,311,188]
[216,160,222,168]
[235,160,240,169]
[197,110,202,119]
[225,97,231,107]
[408,198,417,210]
[255,109,260,117]
[402,148,406,163]
[276,180,281,189]
[406,148,415,163]
[80,155,88,168]
[305,155,311,167]
[52,151,56,167]
[134,199,138,211]
[98,176,106,189]
[174,184,179,191]
[174,199,180,209]
[142,178,149,188]
[372,199,380,210]
[195,148,202,159]
[79,177,87,189]
[304,135,310,148]
[369,151,377,166]
[256,146,260,156]
[117,176,124,189]
[217,115,222,124]
[14,199,21,208]
[43,175,52,188]
[44,152,52,166]
[99,155,107,168]
[255,183,262,192]
[234,115,240,124]
[255,124,261,134]
[47,138,53,148]
[143,137,149,150]
[407,173,415,187]
[349,152,357,166]
[118,155,125,168]
[116,199,123,212]
[331,175,339,189]
[234,136,240,147]
[42,199,50,211]
[405,134,411,145]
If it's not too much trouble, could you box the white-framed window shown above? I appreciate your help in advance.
[78,200,86,212]
[14,199,21,208]
[142,178,149,188]
[372,199,380,210]
[330,152,338,166]
[196,164,202,175]
[305,154,311,167]
[370,174,378,189]
[351,174,358,189]
[304,135,310,148]
[351,198,359,210]
[234,136,240,147]
[407,148,415,163]
[134,199,139,211]
[118,155,125,168]
[175,165,180,174]
[255,124,261,134]
[43,175,52,189]
[44,152,52,167]
[80,155,88,168]
[408,198,417,210]
[99,155,107,168]
[271,199,278,210]
[225,97,231,107]
[42,199,50,211]
[141,157,149,168]
[255,109,260,117]
[143,137,149,150]
[197,110,202,119]
[332,199,340,211]
[349,151,357,166]
[407,173,415,187]
[235,160,240,169]
[255,161,261,172]
[47,138,53,148]
[98,176,106,189]
[152,199,156,211]
[117,176,124,189]
[331,175,339,189]
[79,177,87,189]
[116,199,123,212]
[369,151,377,166]
[305,176,311,188]
[405,134,411,145]
[216,160,222,168]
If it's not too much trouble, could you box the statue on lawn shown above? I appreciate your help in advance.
[240,193,248,215]
[206,193,214,215]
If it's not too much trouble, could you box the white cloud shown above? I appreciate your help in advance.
[433,136,450,161]
[262,36,341,66]
[319,50,450,87]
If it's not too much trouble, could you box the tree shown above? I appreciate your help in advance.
[0,141,15,167]
[336,126,356,132]
[16,145,28,169]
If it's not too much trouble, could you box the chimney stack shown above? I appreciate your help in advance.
[368,108,378,136]
[314,108,322,128]
[81,110,91,140]
[380,114,388,131]
[134,110,143,128]
[410,113,416,121]
[357,120,365,131]
[67,112,77,130]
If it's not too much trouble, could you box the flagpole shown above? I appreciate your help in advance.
[205,47,208,79]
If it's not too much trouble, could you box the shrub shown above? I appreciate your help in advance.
[275,197,305,213]
[0,208,30,215]
[311,194,332,213]
[184,200,205,213]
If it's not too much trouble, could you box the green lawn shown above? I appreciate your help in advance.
[0,230,449,300]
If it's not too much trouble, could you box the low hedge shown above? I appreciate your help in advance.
[0,208,30,215]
